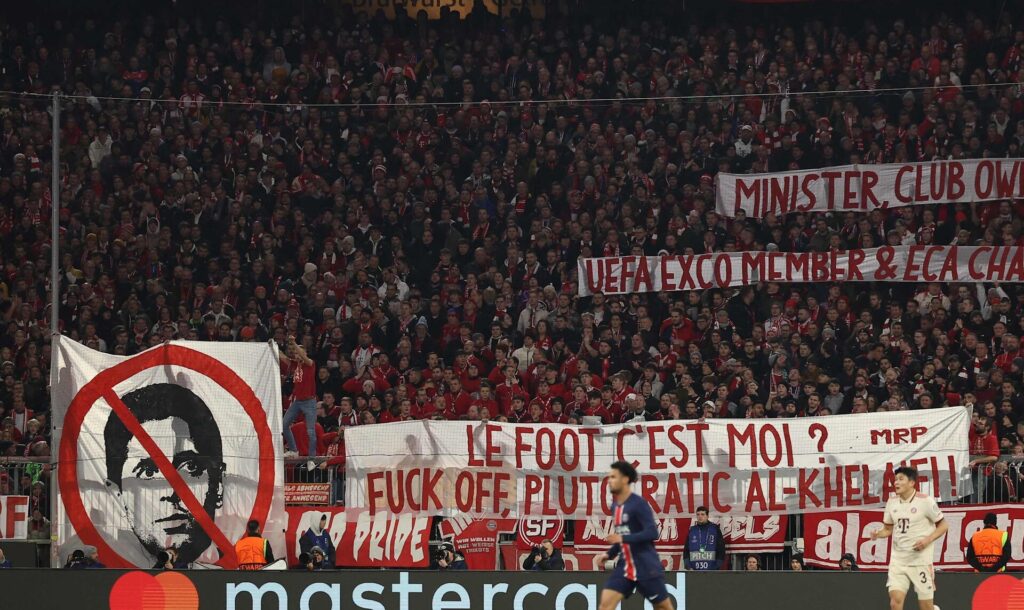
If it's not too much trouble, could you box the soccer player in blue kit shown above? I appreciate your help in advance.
[597,461,675,610]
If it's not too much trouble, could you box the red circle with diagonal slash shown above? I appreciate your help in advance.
[58,344,276,569]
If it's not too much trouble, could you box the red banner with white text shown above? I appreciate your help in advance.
[803,504,1024,571]
[573,514,787,553]
[345,411,971,518]
[716,158,1024,217]
[438,515,516,570]
[576,246,1024,296]
[284,507,431,568]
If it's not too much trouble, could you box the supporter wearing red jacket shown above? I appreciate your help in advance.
[969,415,1000,473]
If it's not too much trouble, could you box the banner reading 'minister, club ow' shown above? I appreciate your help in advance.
[577,245,1024,296]
[716,158,1024,217]
[345,409,971,519]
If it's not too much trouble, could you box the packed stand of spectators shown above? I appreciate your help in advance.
[0,2,1023,506]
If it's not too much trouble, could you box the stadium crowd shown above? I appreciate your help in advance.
[1,1,1024,509]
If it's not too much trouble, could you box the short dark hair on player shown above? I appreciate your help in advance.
[894,466,918,481]
[696,505,709,514]
[611,460,638,484]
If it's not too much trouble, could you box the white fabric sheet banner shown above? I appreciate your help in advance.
[576,245,1024,296]
[51,337,285,568]
[345,408,972,518]
[715,158,1024,217]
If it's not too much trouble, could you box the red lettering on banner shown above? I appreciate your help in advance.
[619,256,635,293]
[894,166,912,203]
[2,496,27,538]
[746,472,767,512]
[485,424,502,467]
[368,471,385,513]
[948,161,965,198]
[727,423,757,467]
[822,171,841,209]
[536,428,555,470]
[559,428,580,471]
[603,257,617,293]
[903,245,923,280]
[928,162,946,199]
[713,472,732,513]
[1008,249,1024,281]
[579,428,599,470]
[667,425,690,468]
[695,254,712,289]
[920,247,939,281]
[741,251,764,284]
[823,466,843,508]
[714,255,732,287]
[842,171,859,209]
[634,257,653,292]
[660,256,677,291]
[641,476,660,512]
[690,422,708,468]
[786,252,809,281]
[914,166,928,202]
[798,174,819,211]
[995,160,1020,197]
[861,171,880,208]
[798,468,821,509]
[863,465,881,505]
[736,179,759,216]
[468,425,482,467]
[515,428,532,469]
[648,425,667,470]
[616,427,639,467]
[975,160,994,199]
[663,476,684,514]
[844,466,861,507]
[968,247,989,280]
[585,259,603,294]
[847,249,865,280]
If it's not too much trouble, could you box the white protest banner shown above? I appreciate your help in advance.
[52,338,285,568]
[344,409,972,518]
[576,245,1024,296]
[716,158,1024,217]
[0,496,29,539]
[804,503,1024,571]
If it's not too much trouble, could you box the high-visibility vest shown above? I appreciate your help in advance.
[235,536,268,570]
[971,528,1008,572]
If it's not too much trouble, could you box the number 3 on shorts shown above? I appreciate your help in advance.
[919,571,928,584]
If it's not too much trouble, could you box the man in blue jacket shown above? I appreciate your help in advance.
[683,506,726,571]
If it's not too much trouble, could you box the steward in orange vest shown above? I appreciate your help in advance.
[235,520,274,570]
[966,513,1011,573]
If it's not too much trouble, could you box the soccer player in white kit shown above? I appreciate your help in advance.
[870,466,949,610]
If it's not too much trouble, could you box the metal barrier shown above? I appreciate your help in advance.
[0,457,50,497]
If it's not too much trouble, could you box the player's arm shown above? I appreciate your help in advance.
[913,516,948,551]
[870,507,894,540]
[913,503,948,551]
[621,501,659,544]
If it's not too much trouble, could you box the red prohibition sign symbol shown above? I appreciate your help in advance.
[58,344,276,569]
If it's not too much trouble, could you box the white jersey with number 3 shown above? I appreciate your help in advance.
[883,492,943,566]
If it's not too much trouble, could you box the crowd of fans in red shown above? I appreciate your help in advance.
[1,2,1024,503]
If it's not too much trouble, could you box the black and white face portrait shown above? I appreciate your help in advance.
[104,384,225,565]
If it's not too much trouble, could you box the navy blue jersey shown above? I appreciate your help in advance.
[607,493,664,581]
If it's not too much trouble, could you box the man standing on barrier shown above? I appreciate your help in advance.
[683,505,726,571]
[966,512,1011,572]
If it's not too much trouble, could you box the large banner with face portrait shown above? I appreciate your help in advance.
[51,338,285,569]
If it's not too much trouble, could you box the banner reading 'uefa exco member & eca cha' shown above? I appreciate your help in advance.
[577,245,1024,296]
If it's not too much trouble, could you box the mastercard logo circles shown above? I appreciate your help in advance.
[109,572,199,610]
[973,575,1024,610]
